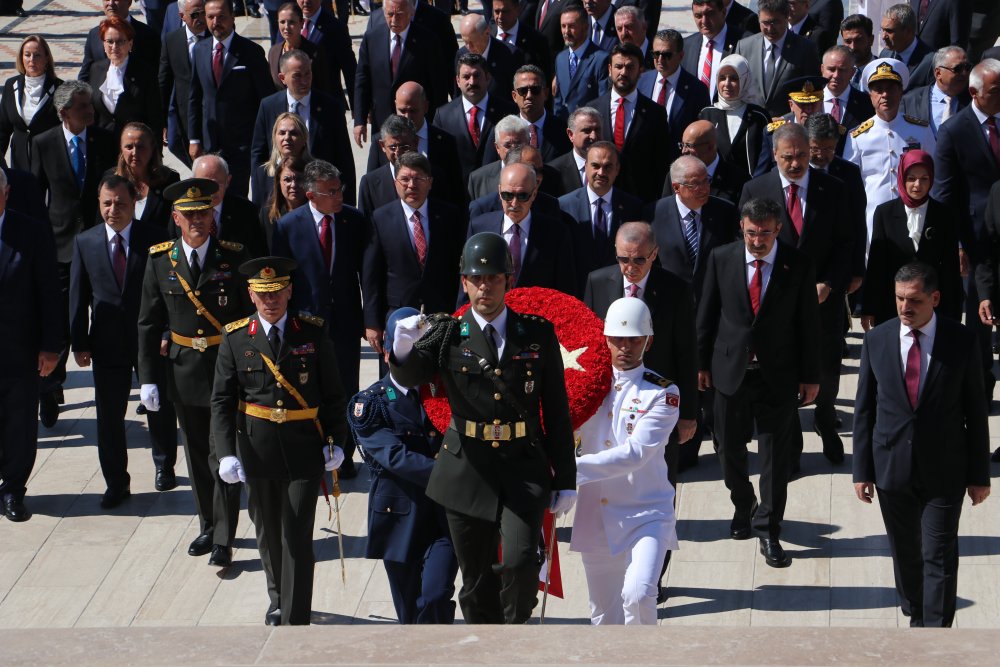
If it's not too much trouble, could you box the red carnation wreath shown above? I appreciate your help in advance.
[419,286,612,433]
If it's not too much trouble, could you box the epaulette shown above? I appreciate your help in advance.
[643,371,673,389]
[851,118,874,138]
[148,240,174,255]
[766,119,786,134]
[224,317,250,333]
[904,114,929,127]
[298,313,325,327]
[348,386,391,431]
[218,240,244,252]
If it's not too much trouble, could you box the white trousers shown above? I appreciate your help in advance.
[580,529,670,625]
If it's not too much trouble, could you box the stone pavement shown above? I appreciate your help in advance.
[2,0,1000,646]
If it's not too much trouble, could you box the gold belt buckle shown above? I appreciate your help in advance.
[270,407,287,424]
[483,423,511,441]
[192,336,208,352]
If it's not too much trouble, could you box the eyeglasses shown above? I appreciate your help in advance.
[382,143,411,152]
[311,186,343,197]
[651,50,673,60]
[499,191,532,202]
[809,146,836,156]
[938,62,972,74]
[395,175,430,186]
[677,179,710,189]
[514,85,543,97]
[743,229,777,239]
[616,254,653,266]
[678,141,709,151]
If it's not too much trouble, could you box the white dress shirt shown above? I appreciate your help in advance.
[287,90,311,127]
[502,213,531,269]
[622,270,651,299]
[180,236,209,271]
[778,168,809,220]
[904,201,928,250]
[259,312,288,342]
[610,89,638,137]
[652,68,682,120]
[587,185,614,233]
[19,74,47,124]
[699,25,728,99]
[462,94,487,133]
[388,26,410,61]
[308,201,336,273]
[100,57,128,112]
[970,101,1000,144]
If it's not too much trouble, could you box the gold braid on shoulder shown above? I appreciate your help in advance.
[412,313,459,367]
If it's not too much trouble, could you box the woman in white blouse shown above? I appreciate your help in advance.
[0,35,62,171]
[90,16,163,141]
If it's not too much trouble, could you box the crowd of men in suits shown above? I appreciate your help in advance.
[1,0,1000,627]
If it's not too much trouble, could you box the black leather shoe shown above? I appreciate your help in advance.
[656,585,668,604]
[208,545,232,567]
[337,459,358,479]
[729,500,757,540]
[2,496,30,522]
[188,532,213,556]
[155,468,177,492]
[248,6,262,17]
[100,486,131,509]
[39,391,59,428]
[136,403,147,415]
[352,2,369,15]
[821,431,845,464]
[759,537,791,568]
[265,603,281,625]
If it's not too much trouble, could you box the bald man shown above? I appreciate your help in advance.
[456,13,523,99]
[662,120,747,205]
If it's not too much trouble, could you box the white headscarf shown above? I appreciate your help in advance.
[714,54,762,111]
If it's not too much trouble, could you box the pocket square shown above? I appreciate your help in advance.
[232,65,246,71]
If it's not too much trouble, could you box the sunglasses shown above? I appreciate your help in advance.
[515,85,543,97]
[938,63,972,74]
[616,255,652,266]
[499,191,532,202]
[651,50,674,60]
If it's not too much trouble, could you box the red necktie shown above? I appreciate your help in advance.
[112,233,127,291]
[212,42,224,87]
[613,98,626,152]
[627,283,639,297]
[390,34,402,80]
[656,78,667,106]
[787,182,804,239]
[468,104,480,148]
[830,97,842,123]
[529,123,538,148]
[918,0,930,27]
[988,117,1000,168]
[905,329,922,409]
[500,31,508,42]
[509,222,522,285]
[411,210,427,267]
[301,18,310,39]
[537,0,547,28]
[749,259,763,315]
[701,39,714,87]
[319,214,333,272]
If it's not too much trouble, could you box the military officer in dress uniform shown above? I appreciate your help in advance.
[571,298,680,626]
[211,256,348,626]
[137,178,252,567]
[844,58,936,249]
[756,76,839,175]
[350,307,459,625]
[389,232,577,625]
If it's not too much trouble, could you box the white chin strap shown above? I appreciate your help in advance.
[639,335,650,359]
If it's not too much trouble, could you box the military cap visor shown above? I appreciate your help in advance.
[164,178,218,212]
[240,256,298,293]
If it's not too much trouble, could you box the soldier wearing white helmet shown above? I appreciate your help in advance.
[570,297,680,625]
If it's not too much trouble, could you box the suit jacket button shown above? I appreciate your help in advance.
[491,441,500,448]
[494,393,502,400]
[197,329,204,335]
[494,368,502,376]
[194,290,201,296]
[462,366,468,373]
[604,440,611,448]
[386,507,391,512]
[443,444,448,450]
[429,430,437,437]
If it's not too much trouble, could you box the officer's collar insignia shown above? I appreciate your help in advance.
[460,322,470,336]
[386,386,397,401]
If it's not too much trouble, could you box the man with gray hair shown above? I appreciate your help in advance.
[30,80,116,427]
[820,45,874,152]
[457,13,523,100]
[158,0,208,167]
[468,115,529,200]
[359,115,419,216]
[549,106,603,193]
[191,154,267,258]
[901,46,972,136]
[614,5,651,67]
[877,3,933,87]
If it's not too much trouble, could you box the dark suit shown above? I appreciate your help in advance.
[726,1,760,35]
[592,91,671,202]
[588,12,620,53]
[481,113,571,164]
[864,198,962,325]
[79,16,162,83]
[91,57,164,140]
[468,190,566,223]
[1,164,49,226]
[354,22,449,134]
[0,74,62,171]
[365,125,464,204]
[974,181,1000,314]
[159,27,205,167]
[879,39,934,77]
[188,33,274,197]
[558,185,643,296]
[638,68,711,164]
[298,8,357,109]
[69,221,178,492]
[368,0,460,66]
[807,0,843,35]
[823,156,868,281]
[681,28,744,92]
[911,0,973,51]
[853,315,989,627]
[456,39,523,100]
[794,16,835,55]
[351,375,458,624]
[358,164,399,218]
[249,89,355,206]
[431,94,518,185]
[553,42,610,122]
[468,161,567,202]
[510,4,562,75]
[699,104,772,185]
[549,150,586,193]
[696,240,821,537]
[362,199,467,330]
[688,155,747,205]
[901,84,971,137]
[215,194,267,260]
[0,210,62,503]
[734,31,821,117]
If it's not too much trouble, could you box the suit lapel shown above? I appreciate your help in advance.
[123,224,145,293]
[220,39,239,86]
[751,36,765,97]
[251,313,274,360]
[754,243,787,321]
[196,238,217,288]
[396,204,422,274]
[462,310,497,364]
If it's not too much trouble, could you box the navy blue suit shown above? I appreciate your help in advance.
[637,68,711,165]
[552,42,610,121]
[351,375,458,624]
[69,221,178,491]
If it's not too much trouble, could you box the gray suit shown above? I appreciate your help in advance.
[734,31,821,117]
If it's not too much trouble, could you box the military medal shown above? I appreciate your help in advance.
[524,380,535,394]
[626,423,634,435]
[614,384,623,391]
[218,295,228,306]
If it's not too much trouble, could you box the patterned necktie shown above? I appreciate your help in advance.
[830,97,842,123]
[537,0,547,28]
[468,104,480,147]
[569,51,579,80]
[212,42,224,87]
[290,100,299,115]
[749,259,763,315]
[268,325,282,357]
[301,18,310,39]
[509,222,522,284]
[787,182,804,238]
[987,117,1000,168]
[70,135,85,190]
[683,211,699,267]
[390,34,402,79]
[656,78,668,106]
[112,233,127,290]
[319,214,333,271]
[411,210,427,267]
[594,197,608,240]
[189,248,201,283]
[613,98,626,151]
[905,329,922,408]
[701,39,714,87]
[529,123,539,148]
[627,283,639,297]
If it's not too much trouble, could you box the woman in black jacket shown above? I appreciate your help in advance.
[90,16,163,140]
[0,35,62,171]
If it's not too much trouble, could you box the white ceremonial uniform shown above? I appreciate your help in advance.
[570,363,680,625]
[844,112,936,251]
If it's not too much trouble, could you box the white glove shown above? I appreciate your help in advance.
[324,445,345,471]
[550,490,577,517]
[392,314,427,360]
[139,384,160,412]
[219,456,245,484]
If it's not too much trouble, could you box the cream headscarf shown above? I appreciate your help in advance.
[714,54,762,111]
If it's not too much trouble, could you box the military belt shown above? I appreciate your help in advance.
[239,400,318,424]
[171,331,222,351]
[450,417,527,443]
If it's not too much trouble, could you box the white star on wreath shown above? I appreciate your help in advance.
[560,343,586,372]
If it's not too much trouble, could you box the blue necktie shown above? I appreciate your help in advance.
[71,135,85,191]
[569,51,578,79]
[684,211,700,267]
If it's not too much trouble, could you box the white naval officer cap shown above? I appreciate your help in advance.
[860,57,909,93]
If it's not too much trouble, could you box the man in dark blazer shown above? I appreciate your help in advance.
[901,46,972,138]
[271,160,367,477]
[249,50,355,205]
[696,196,821,568]
[734,0,822,117]
[639,29,711,166]
[725,0,760,35]
[469,115,530,200]
[465,163,576,296]
[667,120,748,205]
[854,261,990,628]
[584,0,620,53]
[368,0,460,67]
[739,122,852,467]
[0,171,63,522]
[910,0,972,52]
[362,152,466,357]
[191,155,267,259]
[69,175,178,509]
[359,116,415,216]
[591,43,670,203]
[788,0,835,55]
[559,141,642,296]
[354,0,449,149]
[549,106,603,194]
[432,54,518,186]
[298,0,357,111]
[878,3,934,87]
[79,0,162,83]
[806,0,842,37]
[188,0,274,197]
[0,163,48,225]
[30,81,117,426]
[469,145,566,218]
[553,4,610,121]
[820,45,874,154]
[507,0,560,76]
[683,0,745,101]
[457,14,523,101]
[158,0,208,167]
[510,65,570,162]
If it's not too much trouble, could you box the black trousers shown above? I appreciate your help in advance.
[40,262,70,397]
[246,475,321,625]
[791,297,845,458]
[445,505,543,624]
[92,364,178,490]
[332,331,360,461]
[877,486,965,627]
[383,535,459,624]
[0,374,40,500]
[715,369,797,539]
[175,404,240,546]
[964,269,995,400]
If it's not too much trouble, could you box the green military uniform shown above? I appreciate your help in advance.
[211,258,348,626]
[137,180,253,554]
